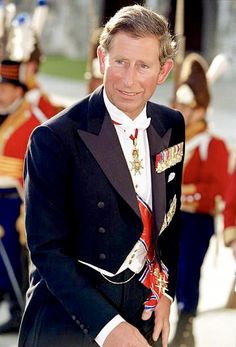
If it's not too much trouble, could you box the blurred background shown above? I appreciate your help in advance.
[11,0,235,76]
[16,0,236,145]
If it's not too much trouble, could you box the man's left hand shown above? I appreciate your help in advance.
[141,295,171,347]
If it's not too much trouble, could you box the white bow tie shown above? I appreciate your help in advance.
[119,117,151,139]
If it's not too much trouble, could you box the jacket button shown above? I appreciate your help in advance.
[98,227,106,234]
[97,201,105,208]
[83,328,89,334]
[99,253,106,260]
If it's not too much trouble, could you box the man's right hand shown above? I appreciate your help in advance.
[103,321,151,347]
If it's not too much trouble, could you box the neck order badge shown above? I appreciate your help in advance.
[129,129,143,175]
[112,120,144,175]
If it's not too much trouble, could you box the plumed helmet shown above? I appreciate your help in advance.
[0,2,16,39]
[175,53,210,109]
[7,13,38,63]
[1,0,48,64]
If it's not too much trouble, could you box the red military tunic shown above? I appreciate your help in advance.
[0,99,49,245]
[26,86,64,119]
[0,99,47,189]
[223,167,236,246]
[182,122,229,214]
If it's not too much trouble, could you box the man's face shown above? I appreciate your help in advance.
[0,83,22,109]
[97,32,173,119]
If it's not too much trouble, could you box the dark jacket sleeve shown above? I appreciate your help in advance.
[24,125,119,339]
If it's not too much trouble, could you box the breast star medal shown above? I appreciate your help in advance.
[130,132,143,175]
[154,268,168,294]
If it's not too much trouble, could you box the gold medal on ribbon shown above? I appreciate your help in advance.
[130,135,143,175]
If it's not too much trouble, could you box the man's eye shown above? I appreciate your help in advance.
[115,60,125,65]
[140,64,149,69]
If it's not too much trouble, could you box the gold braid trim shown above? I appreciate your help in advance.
[0,155,24,179]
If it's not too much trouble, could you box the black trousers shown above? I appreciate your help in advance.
[19,269,162,347]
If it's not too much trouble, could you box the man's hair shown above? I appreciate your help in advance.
[99,5,177,65]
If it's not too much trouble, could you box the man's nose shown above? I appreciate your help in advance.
[123,65,136,87]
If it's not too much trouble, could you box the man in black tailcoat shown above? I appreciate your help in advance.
[18,5,185,347]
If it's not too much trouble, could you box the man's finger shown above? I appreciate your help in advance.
[152,322,162,342]
[161,323,170,347]
[141,309,152,321]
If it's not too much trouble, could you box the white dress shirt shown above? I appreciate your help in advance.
[94,91,154,346]
[79,90,152,278]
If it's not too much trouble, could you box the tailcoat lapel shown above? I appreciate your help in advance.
[77,89,172,226]
[77,88,140,218]
[147,104,172,234]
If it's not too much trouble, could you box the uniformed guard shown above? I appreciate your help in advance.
[0,0,58,333]
[6,0,64,117]
[169,53,230,347]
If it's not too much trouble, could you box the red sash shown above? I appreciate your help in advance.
[137,196,169,311]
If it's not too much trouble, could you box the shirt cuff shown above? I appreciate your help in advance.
[95,315,125,346]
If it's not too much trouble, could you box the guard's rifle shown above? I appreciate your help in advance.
[207,54,230,267]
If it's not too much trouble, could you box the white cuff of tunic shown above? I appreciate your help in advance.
[95,314,125,346]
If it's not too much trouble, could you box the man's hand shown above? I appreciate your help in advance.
[103,321,151,347]
[181,184,198,212]
[141,295,171,347]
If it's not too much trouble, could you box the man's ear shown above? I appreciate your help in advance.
[97,45,106,75]
[157,59,174,85]
[26,61,38,75]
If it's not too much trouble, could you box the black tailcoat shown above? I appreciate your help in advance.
[18,86,185,346]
